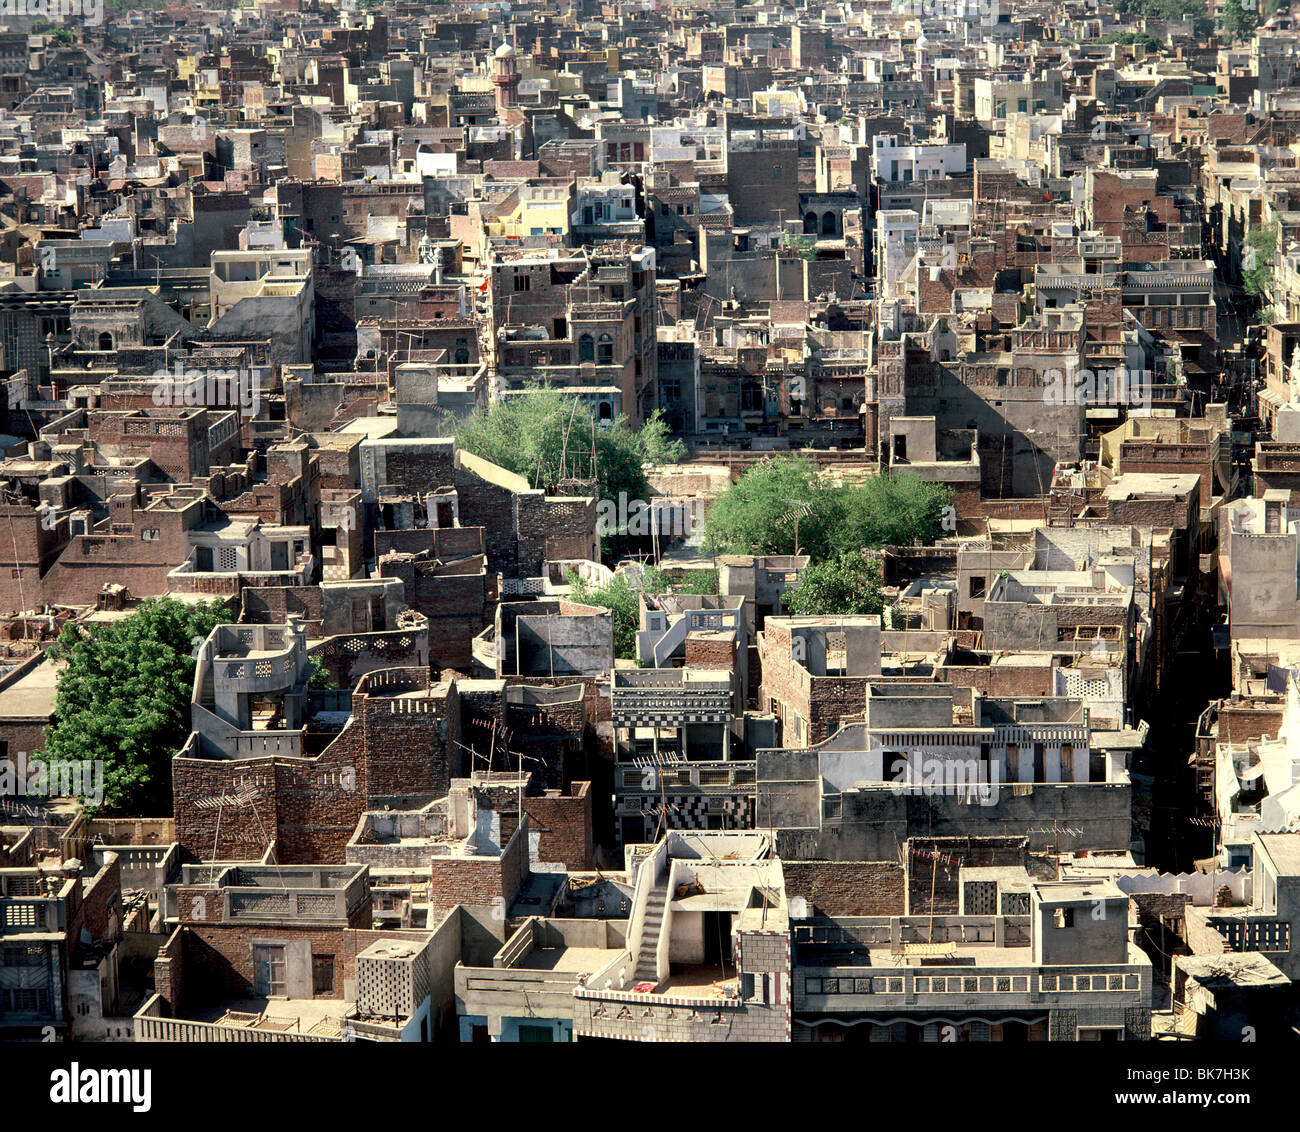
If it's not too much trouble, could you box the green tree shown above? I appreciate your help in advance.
[307,657,339,690]
[1103,30,1161,48]
[1243,224,1279,298]
[1222,0,1258,40]
[41,597,233,813]
[674,568,719,595]
[702,455,952,559]
[781,232,818,261]
[785,554,885,617]
[567,567,669,659]
[1111,0,1206,19]
[455,385,685,507]
[702,454,826,557]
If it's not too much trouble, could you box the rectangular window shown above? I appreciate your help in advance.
[513,274,530,292]
[6,987,49,1013]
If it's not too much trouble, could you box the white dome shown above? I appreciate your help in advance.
[495,43,516,58]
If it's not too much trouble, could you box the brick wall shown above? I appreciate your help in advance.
[781,860,905,916]
[0,721,54,764]
[375,525,486,559]
[73,852,122,944]
[807,678,870,744]
[31,509,194,607]
[1131,891,1190,934]
[757,623,871,744]
[906,837,1027,915]
[172,758,285,861]
[354,675,461,800]
[938,661,1053,699]
[542,497,598,562]
[241,585,326,629]
[406,569,491,669]
[514,492,548,579]
[525,782,593,870]
[174,671,461,863]
[684,630,736,671]
[427,819,529,921]
[177,923,351,1006]
[455,466,542,579]
[154,926,184,1013]
[385,448,456,495]
[1218,705,1284,745]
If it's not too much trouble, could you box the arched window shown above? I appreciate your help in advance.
[98,332,113,351]
[822,211,837,237]
[802,212,817,235]
[597,334,613,364]
[454,337,469,365]
[578,334,595,362]
[597,400,613,421]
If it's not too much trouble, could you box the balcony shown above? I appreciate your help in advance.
[163,864,369,926]
[618,761,756,791]
[794,914,1149,1015]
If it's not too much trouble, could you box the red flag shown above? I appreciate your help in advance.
[477,278,489,293]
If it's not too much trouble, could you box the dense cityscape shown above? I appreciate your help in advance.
[0,0,1292,1086]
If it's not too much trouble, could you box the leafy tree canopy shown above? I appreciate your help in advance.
[566,565,725,659]
[308,656,339,689]
[785,554,885,618]
[702,456,952,560]
[1222,0,1259,39]
[674,568,719,596]
[1243,223,1279,298]
[782,232,818,261]
[42,597,233,814]
[1110,0,1205,20]
[1102,30,1162,47]
[567,566,670,659]
[455,385,685,507]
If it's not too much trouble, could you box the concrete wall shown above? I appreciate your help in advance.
[760,751,1132,859]
[516,611,613,676]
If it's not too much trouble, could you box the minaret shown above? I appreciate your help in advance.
[492,43,520,112]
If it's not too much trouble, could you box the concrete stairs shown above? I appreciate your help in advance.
[651,614,691,667]
[633,881,669,984]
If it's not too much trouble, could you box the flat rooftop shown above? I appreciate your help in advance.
[1257,833,1300,876]
[516,946,612,974]
[0,658,61,719]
